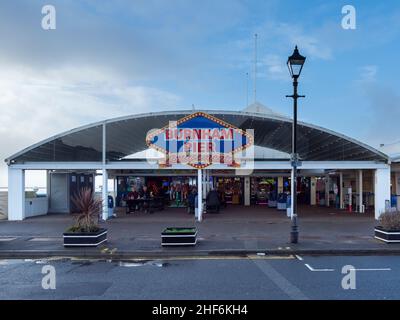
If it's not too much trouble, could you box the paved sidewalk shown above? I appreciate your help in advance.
[0,205,398,258]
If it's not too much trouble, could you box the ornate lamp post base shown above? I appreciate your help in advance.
[290,215,298,243]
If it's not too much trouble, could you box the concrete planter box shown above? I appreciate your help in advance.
[63,228,108,247]
[161,227,197,246]
[374,226,400,243]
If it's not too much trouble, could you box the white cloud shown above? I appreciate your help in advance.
[259,54,287,80]
[276,23,333,60]
[225,20,333,82]
[0,65,182,186]
[359,65,378,82]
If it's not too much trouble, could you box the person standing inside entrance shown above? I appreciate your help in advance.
[206,188,220,213]
[127,186,139,213]
[140,185,152,213]
[188,187,197,214]
[194,192,199,219]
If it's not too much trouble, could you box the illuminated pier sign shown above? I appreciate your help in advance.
[146,112,253,169]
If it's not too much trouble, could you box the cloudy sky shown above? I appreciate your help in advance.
[1,0,400,187]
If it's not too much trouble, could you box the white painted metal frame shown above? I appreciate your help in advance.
[7,168,25,221]
[358,170,364,213]
[102,122,108,221]
[8,160,390,171]
[374,167,391,219]
[197,169,202,222]
[5,110,389,164]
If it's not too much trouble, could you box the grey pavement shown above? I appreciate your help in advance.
[0,205,398,258]
[0,255,399,299]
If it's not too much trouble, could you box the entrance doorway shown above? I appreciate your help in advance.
[250,177,277,205]
[215,177,243,205]
[115,175,197,210]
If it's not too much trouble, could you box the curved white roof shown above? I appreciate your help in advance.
[5,109,389,164]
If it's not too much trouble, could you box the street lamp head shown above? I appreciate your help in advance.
[287,45,306,79]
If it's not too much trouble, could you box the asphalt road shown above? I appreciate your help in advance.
[0,255,399,300]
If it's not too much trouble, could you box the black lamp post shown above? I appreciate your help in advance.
[286,45,306,244]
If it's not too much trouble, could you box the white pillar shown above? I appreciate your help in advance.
[102,169,109,221]
[374,167,391,220]
[203,170,207,194]
[325,175,330,207]
[290,168,295,217]
[244,176,250,206]
[202,170,207,199]
[197,169,203,222]
[8,168,25,221]
[310,177,317,205]
[395,172,400,211]
[101,122,108,221]
[358,170,363,213]
[113,177,117,202]
[46,170,51,198]
[339,172,344,209]
[206,170,210,193]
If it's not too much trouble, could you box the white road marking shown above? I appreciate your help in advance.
[0,237,17,241]
[295,255,303,261]
[28,237,60,241]
[350,268,391,271]
[305,263,334,272]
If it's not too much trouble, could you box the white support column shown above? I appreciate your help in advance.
[206,170,210,193]
[101,122,108,221]
[113,177,117,201]
[396,172,400,211]
[46,170,51,212]
[374,167,391,220]
[310,177,317,205]
[8,168,25,221]
[355,171,359,209]
[358,170,364,213]
[46,170,51,198]
[102,169,108,221]
[339,172,344,209]
[244,176,250,206]
[290,168,295,217]
[197,169,203,222]
[325,175,330,207]
[202,169,207,199]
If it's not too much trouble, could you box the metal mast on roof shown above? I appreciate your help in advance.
[254,33,258,104]
[246,72,249,107]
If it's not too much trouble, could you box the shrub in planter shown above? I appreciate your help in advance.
[375,211,400,243]
[161,227,197,246]
[63,188,107,247]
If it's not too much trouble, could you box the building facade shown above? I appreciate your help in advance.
[5,106,396,221]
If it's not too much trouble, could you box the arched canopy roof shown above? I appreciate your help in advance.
[392,154,400,163]
[6,110,389,164]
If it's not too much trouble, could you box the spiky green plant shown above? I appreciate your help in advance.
[67,187,102,233]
